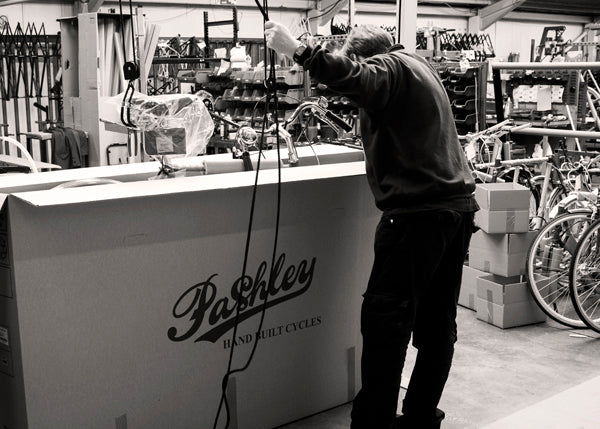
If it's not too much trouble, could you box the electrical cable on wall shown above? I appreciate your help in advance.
[212,1,283,428]
[118,0,140,128]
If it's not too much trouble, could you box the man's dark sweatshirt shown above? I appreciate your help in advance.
[299,45,478,214]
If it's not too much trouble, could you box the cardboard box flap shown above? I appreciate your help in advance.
[10,162,367,207]
[475,183,531,211]
[0,145,364,195]
[476,274,531,304]
[0,161,162,194]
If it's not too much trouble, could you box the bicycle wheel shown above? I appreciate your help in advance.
[526,211,594,328]
[569,219,600,333]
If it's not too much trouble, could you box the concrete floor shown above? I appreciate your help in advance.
[278,307,600,429]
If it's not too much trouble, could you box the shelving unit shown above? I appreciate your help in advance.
[437,62,488,135]
[309,83,360,140]
[220,67,304,125]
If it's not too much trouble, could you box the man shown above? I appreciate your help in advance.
[265,21,478,429]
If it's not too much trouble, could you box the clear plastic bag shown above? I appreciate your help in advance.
[107,92,214,157]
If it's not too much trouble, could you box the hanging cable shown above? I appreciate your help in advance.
[212,1,284,428]
[118,0,140,128]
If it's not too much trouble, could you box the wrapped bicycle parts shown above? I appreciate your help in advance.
[106,92,214,157]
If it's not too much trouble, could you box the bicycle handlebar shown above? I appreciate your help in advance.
[284,100,352,134]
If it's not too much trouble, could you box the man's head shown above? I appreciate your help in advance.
[339,25,394,61]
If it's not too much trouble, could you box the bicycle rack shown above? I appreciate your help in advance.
[0,19,61,155]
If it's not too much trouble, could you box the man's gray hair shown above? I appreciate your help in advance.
[340,25,394,59]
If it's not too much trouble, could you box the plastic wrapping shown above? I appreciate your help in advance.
[107,92,214,156]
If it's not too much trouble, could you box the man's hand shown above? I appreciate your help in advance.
[265,21,301,59]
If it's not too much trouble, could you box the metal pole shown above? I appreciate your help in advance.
[492,62,600,70]
[395,0,417,52]
[395,0,401,44]
[509,127,600,139]
[492,68,504,122]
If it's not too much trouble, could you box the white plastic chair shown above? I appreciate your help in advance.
[0,136,39,173]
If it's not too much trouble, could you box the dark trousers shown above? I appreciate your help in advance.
[350,209,474,429]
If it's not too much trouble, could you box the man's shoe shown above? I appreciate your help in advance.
[394,408,445,428]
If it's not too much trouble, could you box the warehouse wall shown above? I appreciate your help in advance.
[353,11,585,62]
[486,20,584,62]
[0,1,590,61]
[0,1,306,39]
[0,1,71,34]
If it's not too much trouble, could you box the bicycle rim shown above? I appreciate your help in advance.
[526,212,593,328]
[569,220,600,333]
[546,186,569,220]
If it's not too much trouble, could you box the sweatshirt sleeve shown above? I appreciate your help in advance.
[301,46,401,112]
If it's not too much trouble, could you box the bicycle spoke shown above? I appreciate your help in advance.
[536,271,568,293]
[545,284,570,306]
[583,295,600,321]
[578,283,598,303]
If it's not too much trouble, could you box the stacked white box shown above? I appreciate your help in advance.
[468,230,537,277]
[464,183,546,327]
[459,265,486,310]
[475,275,546,328]
[473,183,530,234]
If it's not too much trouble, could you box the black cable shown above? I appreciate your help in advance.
[118,0,140,128]
[212,1,283,427]
[118,0,127,60]
[127,0,138,66]
[212,113,267,429]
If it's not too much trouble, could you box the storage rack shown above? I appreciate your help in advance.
[436,62,488,135]
[198,66,304,153]
[0,22,62,154]
[502,69,587,125]
[219,67,304,126]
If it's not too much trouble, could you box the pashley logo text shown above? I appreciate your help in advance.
[167,253,317,344]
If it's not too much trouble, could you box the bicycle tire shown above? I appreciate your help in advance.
[546,185,570,219]
[569,218,600,333]
[526,211,594,328]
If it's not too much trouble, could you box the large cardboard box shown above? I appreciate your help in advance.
[460,265,486,310]
[0,159,377,429]
[476,274,533,304]
[474,182,531,211]
[470,230,536,255]
[474,183,531,234]
[475,298,546,328]
[474,208,529,234]
[475,275,546,328]
[468,231,537,276]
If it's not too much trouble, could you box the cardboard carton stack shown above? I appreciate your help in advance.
[460,183,546,328]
